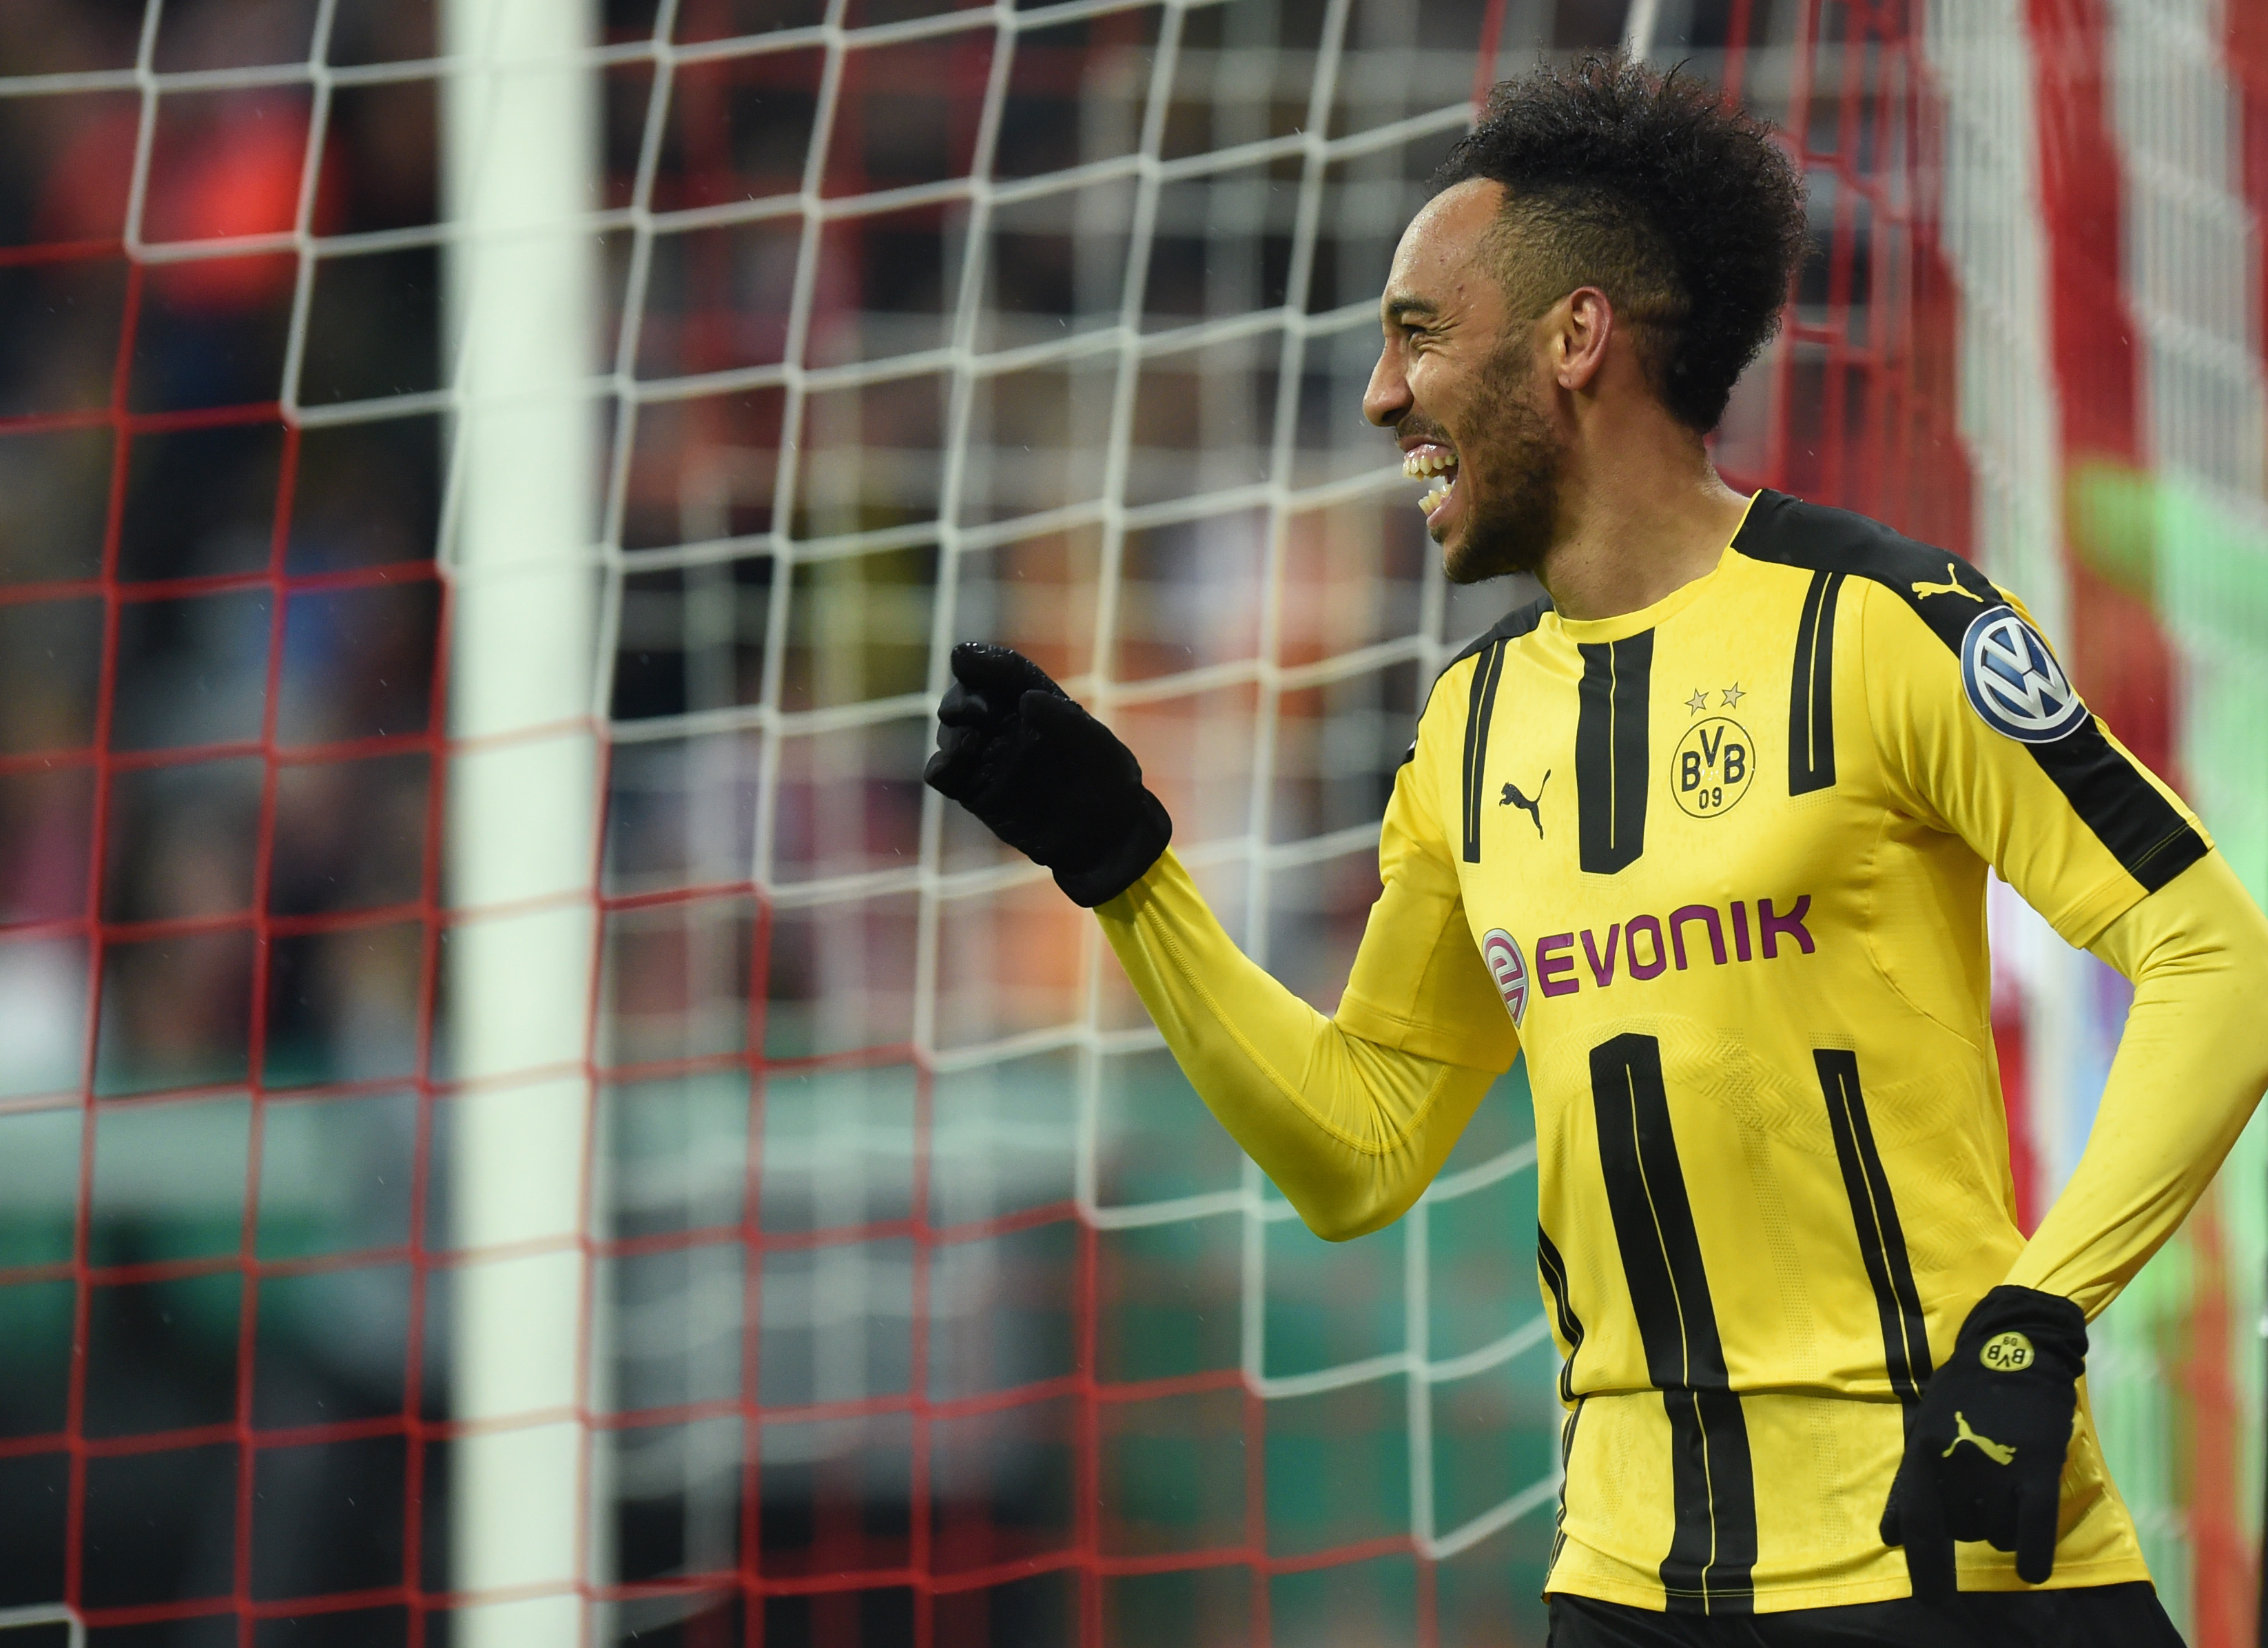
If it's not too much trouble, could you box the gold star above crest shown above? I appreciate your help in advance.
[1721,682,1745,708]
[1686,688,1709,715]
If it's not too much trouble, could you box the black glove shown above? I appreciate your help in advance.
[923,642,1172,907]
[1880,1284,2086,1600]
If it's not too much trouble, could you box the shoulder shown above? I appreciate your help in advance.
[1435,592,1554,708]
[1732,488,1995,657]
[1402,592,1554,765]
[1742,493,2114,757]
[1447,592,1555,670]
[1732,488,1975,587]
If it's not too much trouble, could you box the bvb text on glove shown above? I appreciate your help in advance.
[1879,1283,2086,1601]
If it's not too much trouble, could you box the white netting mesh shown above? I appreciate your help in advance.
[25,1,2264,1642]
[577,0,1560,1637]
[0,0,1560,1641]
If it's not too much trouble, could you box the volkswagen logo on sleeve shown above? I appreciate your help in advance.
[1481,928,1528,1027]
[1960,606,2089,744]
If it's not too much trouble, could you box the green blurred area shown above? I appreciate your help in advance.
[2070,460,2268,1629]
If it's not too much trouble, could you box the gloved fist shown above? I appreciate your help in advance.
[924,642,1172,907]
[1880,1284,2085,1601]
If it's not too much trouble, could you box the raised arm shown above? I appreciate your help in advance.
[925,643,1516,1239]
[1096,849,1503,1239]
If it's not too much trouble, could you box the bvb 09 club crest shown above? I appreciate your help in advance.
[1481,929,1527,1027]
[1671,716,1753,818]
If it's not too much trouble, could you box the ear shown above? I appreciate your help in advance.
[1550,287,1614,393]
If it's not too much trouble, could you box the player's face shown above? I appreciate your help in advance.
[1363,179,1565,584]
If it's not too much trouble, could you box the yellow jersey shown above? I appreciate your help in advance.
[1328,491,2206,1609]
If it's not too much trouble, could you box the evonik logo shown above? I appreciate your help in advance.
[1523,895,1815,1001]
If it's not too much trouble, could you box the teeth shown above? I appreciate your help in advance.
[1419,479,1451,514]
[1401,449,1458,479]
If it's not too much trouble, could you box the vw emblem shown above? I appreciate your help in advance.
[1960,606,2088,744]
[1481,929,1527,1027]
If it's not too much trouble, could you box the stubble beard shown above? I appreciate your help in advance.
[1439,346,1565,586]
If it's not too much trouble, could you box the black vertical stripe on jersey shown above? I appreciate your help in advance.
[1408,595,1554,769]
[1590,1033,1757,1613]
[1815,1049,1932,1407]
[1537,1226,1586,1405]
[1731,489,2207,890]
[1576,634,1653,874]
[1461,637,1509,862]
[1788,568,1844,795]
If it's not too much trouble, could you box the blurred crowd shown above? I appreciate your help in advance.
[0,0,447,1633]
[0,0,1537,1640]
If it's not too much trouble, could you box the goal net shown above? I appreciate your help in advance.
[0,0,2263,1645]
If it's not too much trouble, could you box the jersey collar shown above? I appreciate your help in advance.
[1543,492,1760,646]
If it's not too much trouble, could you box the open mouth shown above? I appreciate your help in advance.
[1401,443,1459,524]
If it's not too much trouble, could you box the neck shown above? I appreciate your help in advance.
[1534,418,1749,622]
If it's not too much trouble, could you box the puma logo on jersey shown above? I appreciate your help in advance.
[1500,771,1549,837]
[1912,562,1982,603]
[1941,1412,2014,1466]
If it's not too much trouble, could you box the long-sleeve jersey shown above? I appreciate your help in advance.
[1093,489,2268,1611]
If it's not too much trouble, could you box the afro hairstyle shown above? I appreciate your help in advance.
[1432,52,1808,431]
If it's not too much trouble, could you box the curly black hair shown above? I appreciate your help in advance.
[1432,53,1807,431]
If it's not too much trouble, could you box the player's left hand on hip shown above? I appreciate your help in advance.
[923,641,1173,907]
[1879,1284,2085,1603]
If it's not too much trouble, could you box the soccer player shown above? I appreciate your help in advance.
[926,53,2268,1644]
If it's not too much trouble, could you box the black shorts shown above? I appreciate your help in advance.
[1546,1583,2186,1648]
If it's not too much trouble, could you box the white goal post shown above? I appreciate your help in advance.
[440,0,603,1641]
